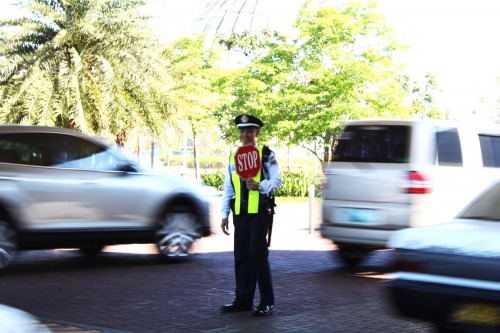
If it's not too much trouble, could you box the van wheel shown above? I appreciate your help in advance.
[336,244,369,267]
[0,219,16,270]
[79,245,104,257]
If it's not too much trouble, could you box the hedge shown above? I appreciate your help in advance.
[200,170,323,198]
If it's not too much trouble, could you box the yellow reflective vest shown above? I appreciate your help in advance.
[230,146,263,215]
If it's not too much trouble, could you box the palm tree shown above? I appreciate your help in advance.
[0,0,173,142]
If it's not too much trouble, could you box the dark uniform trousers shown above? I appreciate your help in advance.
[233,211,274,306]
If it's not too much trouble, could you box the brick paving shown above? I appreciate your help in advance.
[0,201,433,333]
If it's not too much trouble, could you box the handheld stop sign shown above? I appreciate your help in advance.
[234,145,261,180]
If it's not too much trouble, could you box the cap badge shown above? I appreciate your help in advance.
[241,115,249,123]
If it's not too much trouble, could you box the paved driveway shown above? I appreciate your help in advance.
[0,202,433,332]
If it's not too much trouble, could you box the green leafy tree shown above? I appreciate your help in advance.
[0,0,173,142]
[407,73,446,119]
[212,0,438,162]
[162,35,222,178]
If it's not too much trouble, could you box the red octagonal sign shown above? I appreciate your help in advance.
[234,145,261,179]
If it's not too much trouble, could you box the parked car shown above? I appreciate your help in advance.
[0,125,213,270]
[386,179,500,333]
[322,119,500,266]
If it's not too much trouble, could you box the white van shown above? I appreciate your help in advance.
[321,119,500,266]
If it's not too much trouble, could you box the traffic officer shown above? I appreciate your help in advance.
[220,114,282,317]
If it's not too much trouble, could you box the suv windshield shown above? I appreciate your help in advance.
[331,125,410,163]
[0,132,129,171]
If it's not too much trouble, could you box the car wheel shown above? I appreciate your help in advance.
[79,245,104,257]
[336,244,369,267]
[156,210,200,260]
[0,219,17,270]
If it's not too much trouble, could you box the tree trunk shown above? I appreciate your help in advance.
[192,123,199,180]
[323,130,333,162]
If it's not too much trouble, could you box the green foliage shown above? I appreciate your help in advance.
[0,0,174,142]
[275,171,323,198]
[201,169,323,198]
[160,35,224,179]
[200,170,225,190]
[211,0,441,162]
[162,35,220,127]
[408,73,445,119]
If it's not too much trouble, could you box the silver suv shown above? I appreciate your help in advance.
[0,125,213,269]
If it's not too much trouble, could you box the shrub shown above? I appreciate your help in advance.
[275,171,323,198]
[200,170,225,190]
[200,170,323,197]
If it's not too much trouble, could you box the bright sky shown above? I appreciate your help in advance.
[376,0,500,121]
[2,0,500,121]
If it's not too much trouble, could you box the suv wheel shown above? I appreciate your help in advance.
[156,210,200,260]
[0,219,16,269]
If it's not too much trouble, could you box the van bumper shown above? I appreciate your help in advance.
[320,224,399,248]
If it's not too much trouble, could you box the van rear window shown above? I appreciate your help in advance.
[479,134,500,167]
[436,128,463,166]
[331,125,410,163]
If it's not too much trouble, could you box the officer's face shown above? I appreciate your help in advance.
[239,127,259,146]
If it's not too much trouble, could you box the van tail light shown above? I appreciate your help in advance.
[406,171,432,194]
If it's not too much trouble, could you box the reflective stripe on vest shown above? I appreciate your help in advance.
[230,146,263,215]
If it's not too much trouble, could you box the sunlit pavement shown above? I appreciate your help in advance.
[30,201,329,333]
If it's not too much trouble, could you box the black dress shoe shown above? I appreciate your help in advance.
[220,303,253,313]
[251,304,274,316]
